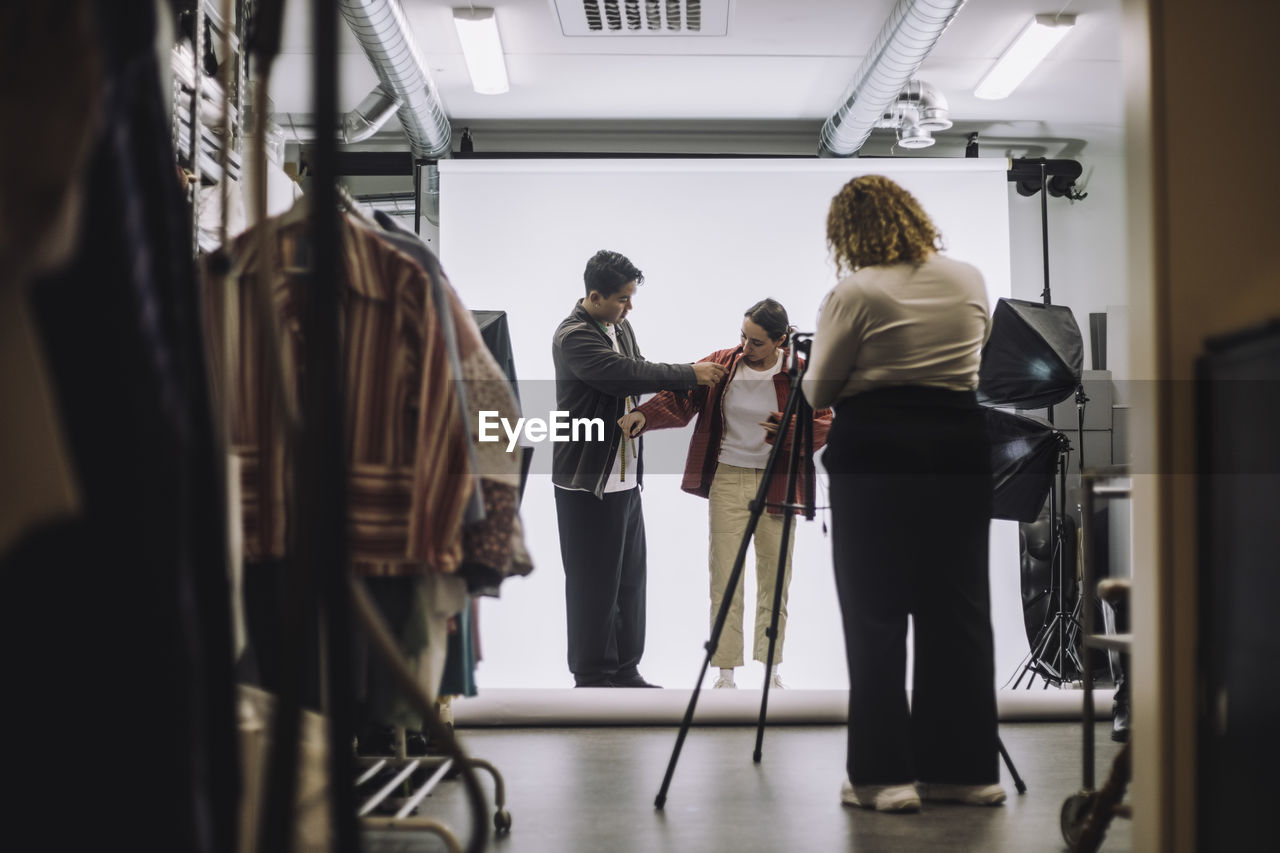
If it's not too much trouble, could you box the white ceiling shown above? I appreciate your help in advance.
[268,0,1124,157]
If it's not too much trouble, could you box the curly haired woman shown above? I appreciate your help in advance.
[803,175,1004,814]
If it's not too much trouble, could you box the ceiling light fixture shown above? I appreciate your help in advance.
[453,7,509,95]
[974,14,1076,100]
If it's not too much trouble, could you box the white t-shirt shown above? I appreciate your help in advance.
[717,357,783,469]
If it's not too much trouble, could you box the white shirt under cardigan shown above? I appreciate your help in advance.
[717,357,784,469]
[802,253,991,410]
[550,321,638,494]
[599,322,639,493]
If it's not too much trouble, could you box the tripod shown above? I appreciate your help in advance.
[1007,159,1090,690]
[654,333,817,809]
[1011,431,1085,688]
[654,336,1026,808]
[1014,380,1097,691]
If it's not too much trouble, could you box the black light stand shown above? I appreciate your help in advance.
[1015,379,1093,690]
[654,335,816,809]
[1010,439,1085,689]
[1008,160,1087,690]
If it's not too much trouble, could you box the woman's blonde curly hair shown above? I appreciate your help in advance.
[826,175,942,275]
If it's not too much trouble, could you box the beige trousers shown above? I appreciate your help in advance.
[708,462,795,667]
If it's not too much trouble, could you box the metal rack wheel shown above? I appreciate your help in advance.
[1060,791,1096,848]
[494,808,512,834]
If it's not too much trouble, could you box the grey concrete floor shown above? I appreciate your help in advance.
[363,721,1130,852]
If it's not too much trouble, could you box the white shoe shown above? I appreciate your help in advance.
[918,782,1007,806]
[769,672,786,689]
[712,676,737,689]
[840,778,920,813]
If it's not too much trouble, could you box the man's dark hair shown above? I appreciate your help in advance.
[744,298,791,344]
[584,249,644,297]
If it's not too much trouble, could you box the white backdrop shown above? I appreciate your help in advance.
[438,158,1028,690]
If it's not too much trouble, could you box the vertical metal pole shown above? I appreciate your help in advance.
[1040,159,1051,306]
[307,0,360,849]
[1057,452,1068,681]
[1081,473,1096,790]
[1038,158,1068,686]
[245,4,308,851]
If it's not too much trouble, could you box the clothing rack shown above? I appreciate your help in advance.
[224,4,510,850]
[218,193,510,850]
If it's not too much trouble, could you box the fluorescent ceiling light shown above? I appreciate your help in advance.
[974,14,1076,100]
[453,7,509,95]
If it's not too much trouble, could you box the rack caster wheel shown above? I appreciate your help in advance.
[494,809,512,834]
[1060,790,1095,847]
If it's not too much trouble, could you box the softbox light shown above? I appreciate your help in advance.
[978,298,1084,409]
[986,407,1063,522]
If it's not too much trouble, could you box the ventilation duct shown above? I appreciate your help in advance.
[337,0,452,159]
[278,85,402,144]
[420,162,440,225]
[817,0,967,158]
[874,79,952,150]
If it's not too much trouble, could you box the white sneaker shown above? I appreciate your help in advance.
[712,676,737,689]
[769,672,786,689]
[918,782,1007,806]
[840,778,921,813]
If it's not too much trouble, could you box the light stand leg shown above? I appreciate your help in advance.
[1009,442,1075,690]
[1016,616,1063,689]
[1052,453,1068,683]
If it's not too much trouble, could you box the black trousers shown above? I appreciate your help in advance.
[824,387,998,786]
[555,487,647,685]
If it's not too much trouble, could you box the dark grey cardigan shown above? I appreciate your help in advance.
[551,301,697,497]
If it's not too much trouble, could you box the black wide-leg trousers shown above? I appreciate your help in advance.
[554,486,648,686]
[824,387,999,786]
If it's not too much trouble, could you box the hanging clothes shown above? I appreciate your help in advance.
[208,209,473,576]
[355,571,470,730]
[439,598,480,698]
[350,212,484,526]
[360,213,534,702]
[369,211,534,592]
